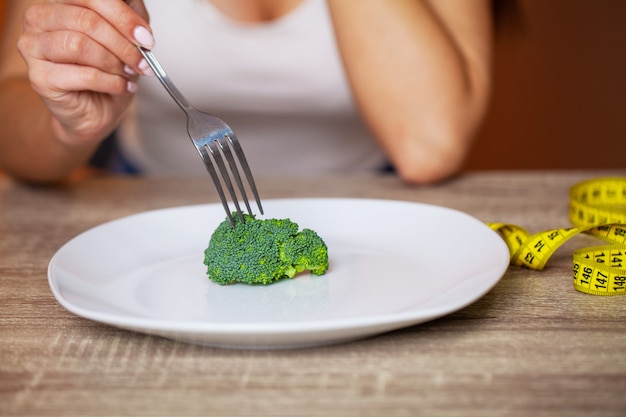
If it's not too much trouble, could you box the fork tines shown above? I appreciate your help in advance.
[199,133,263,226]
[135,46,262,225]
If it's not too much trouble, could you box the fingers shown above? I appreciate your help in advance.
[123,0,152,33]
[22,28,128,78]
[31,59,134,99]
[48,0,153,48]
[13,0,152,145]
[22,1,152,75]
[18,29,138,98]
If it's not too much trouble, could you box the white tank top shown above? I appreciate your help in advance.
[119,0,387,176]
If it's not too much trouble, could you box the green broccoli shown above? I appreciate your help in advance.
[203,213,329,285]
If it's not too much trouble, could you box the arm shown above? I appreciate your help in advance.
[0,0,152,183]
[327,0,493,183]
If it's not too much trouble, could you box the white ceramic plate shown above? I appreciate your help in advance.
[48,198,510,349]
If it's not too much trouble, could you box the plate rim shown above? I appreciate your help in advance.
[48,197,510,346]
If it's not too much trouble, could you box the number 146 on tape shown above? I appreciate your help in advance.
[487,177,626,296]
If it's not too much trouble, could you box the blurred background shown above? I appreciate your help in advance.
[465,0,624,170]
[0,0,624,174]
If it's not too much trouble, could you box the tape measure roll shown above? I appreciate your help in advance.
[488,177,626,296]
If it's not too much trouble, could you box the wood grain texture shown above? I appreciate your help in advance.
[1,171,625,417]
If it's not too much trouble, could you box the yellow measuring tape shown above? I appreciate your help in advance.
[488,177,626,296]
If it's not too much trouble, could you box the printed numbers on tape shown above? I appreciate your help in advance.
[488,178,626,296]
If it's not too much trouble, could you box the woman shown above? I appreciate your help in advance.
[0,0,494,184]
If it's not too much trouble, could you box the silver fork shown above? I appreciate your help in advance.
[137,47,263,225]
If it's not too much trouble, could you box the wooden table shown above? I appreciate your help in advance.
[1,171,625,417]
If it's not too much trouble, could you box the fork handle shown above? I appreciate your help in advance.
[137,47,193,112]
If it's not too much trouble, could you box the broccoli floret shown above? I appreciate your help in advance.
[204,213,329,285]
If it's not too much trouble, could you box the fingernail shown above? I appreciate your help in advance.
[138,58,154,77]
[127,80,138,93]
[133,26,154,49]
[124,64,137,75]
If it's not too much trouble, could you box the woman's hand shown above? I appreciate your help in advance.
[16,0,153,146]
[0,0,155,182]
